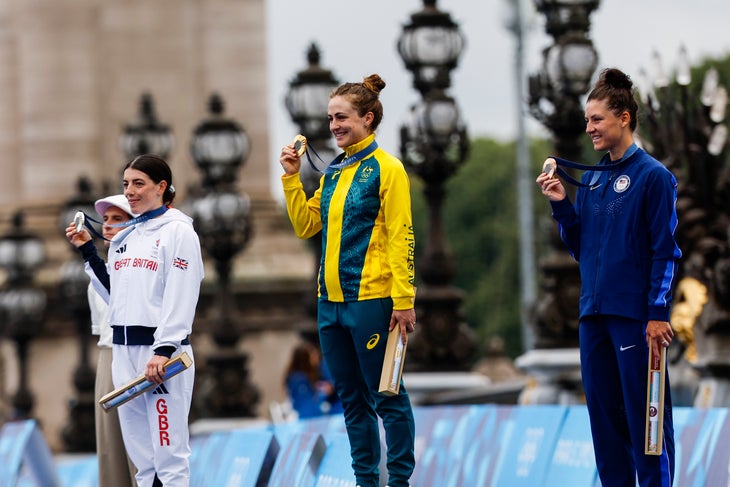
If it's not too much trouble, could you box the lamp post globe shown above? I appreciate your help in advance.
[544,33,598,97]
[285,43,339,144]
[190,93,250,190]
[190,191,252,276]
[119,92,174,160]
[400,91,468,185]
[0,214,45,283]
[397,0,465,96]
[534,0,600,38]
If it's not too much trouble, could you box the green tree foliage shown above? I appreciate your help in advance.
[409,137,551,359]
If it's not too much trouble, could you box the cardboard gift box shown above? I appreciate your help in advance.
[379,327,407,396]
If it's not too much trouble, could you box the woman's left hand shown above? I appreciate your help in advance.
[145,354,169,384]
[390,308,416,345]
[645,320,674,351]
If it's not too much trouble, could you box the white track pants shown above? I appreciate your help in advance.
[112,344,195,487]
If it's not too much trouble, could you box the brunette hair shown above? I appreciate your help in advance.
[285,342,320,385]
[587,68,639,131]
[330,73,386,132]
[125,154,176,205]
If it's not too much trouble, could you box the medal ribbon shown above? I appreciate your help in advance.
[80,205,168,241]
[305,140,379,175]
[551,144,639,187]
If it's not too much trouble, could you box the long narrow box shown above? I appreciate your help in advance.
[378,327,407,396]
[644,338,666,455]
[99,352,193,412]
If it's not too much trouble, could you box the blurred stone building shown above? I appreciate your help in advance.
[0,0,314,451]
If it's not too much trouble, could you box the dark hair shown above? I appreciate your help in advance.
[587,68,639,131]
[330,73,386,131]
[285,342,320,385]
[125,154,176,205]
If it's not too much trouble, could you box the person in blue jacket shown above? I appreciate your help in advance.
[284,341,343,419]
[536,68,681,487]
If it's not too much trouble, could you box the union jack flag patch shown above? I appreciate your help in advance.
[173,257,189,270]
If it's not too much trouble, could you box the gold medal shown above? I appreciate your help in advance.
[293,134,307,157]
[542,158,557,178]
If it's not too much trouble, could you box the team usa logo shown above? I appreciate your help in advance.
[173,257,188,271]
[613,175,631,193]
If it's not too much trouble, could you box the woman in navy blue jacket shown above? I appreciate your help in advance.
[536,68,681,487]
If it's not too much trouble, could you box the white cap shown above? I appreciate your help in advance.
[94,194,134,218]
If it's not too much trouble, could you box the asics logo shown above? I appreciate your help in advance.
[619,344,636,352]
[366,334,380,350]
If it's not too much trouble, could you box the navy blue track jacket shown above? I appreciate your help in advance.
[549,145,682,322]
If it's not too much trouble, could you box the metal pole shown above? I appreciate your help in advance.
[512,0,536,352]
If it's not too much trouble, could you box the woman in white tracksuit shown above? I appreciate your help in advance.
[109,154,204,487]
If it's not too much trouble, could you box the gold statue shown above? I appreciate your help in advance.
[670,277,708,364]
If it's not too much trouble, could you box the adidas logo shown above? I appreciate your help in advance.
[152,384,169,395]
[115,244,127,254]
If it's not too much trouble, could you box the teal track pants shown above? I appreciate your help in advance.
[318,298,415,487]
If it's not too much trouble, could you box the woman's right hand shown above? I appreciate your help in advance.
[536,164,567,202]
[280,143,302,176]
[65,224,91,248]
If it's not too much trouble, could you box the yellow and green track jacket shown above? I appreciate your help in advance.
[282,134,416,310]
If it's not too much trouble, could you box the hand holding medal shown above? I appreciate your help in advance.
[537,157,566,202]
[279,134,308,176]
[64,210,92,248]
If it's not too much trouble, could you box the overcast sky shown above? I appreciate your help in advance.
[265,0,730,195]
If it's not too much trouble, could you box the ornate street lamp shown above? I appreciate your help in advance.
[188,93,258,417]
[119,92,174,161]
[397,0,465,96]
[285,43,339,319]
[637,49,730,407]
[58,180,98,452]
[517,0,600,404]
[0,212,46,419]
[398,0,477,371]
